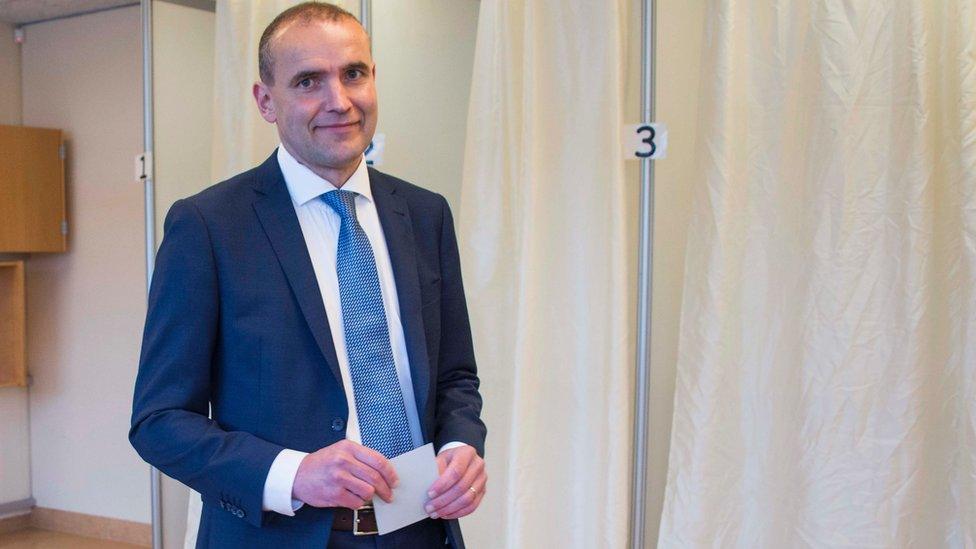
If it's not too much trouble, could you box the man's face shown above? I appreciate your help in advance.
[254,18,377,183]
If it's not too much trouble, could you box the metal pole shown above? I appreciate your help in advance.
[360,0,372,35]
[141,1,161,548]
[630,0,656,547]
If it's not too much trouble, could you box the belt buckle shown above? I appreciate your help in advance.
[352,504,377,536]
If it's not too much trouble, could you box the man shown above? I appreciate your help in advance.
[129,3,487,547]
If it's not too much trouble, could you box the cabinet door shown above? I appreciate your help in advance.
[0,125,67,253]
[0,261,26,387]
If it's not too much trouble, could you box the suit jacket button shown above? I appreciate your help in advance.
[236,509,245,518]
[331,418,345,431]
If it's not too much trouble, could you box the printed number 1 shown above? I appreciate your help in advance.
[635,125,656,158]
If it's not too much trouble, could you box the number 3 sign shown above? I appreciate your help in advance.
[625,123,668,160]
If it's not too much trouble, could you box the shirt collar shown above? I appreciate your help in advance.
[277,144,373,207]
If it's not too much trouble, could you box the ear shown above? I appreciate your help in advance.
[253,82,277,123]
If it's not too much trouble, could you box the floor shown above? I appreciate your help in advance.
[0,528,145,548]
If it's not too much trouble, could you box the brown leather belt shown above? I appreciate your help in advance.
[332,504,378,536]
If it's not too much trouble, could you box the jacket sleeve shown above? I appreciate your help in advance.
[432,197,488,457]
[129,198,283,528]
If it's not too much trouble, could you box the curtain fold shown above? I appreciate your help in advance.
[659,1,976,546]
[457,1,636,547]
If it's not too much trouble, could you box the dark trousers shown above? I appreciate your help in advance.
[327,519,447,549]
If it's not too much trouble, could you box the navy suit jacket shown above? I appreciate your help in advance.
[130,152,486,548]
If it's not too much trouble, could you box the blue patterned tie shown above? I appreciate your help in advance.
[323,190,414,459]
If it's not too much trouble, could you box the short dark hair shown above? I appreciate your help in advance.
[258,2,362,85]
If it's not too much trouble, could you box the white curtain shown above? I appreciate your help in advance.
[659,1,976,547]
[457,1,636,548]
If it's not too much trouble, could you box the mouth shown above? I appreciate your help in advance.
[317,121,360,131]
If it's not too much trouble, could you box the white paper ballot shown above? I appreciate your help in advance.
[373,443,439,535]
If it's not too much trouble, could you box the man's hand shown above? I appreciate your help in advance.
[292,440,399,509]
[425,445,487,519]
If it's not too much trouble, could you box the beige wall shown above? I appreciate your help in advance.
[0,381,31,510]
[0,21,21,125]
[0,20,31,513]
[20,5,150,524]
[372,0,480,211]
[150,1,216,545]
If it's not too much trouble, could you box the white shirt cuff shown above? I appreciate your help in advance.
[437,441,469,454]
[262,449,308,516]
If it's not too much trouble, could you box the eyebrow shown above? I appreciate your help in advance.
[344,62,371,73]
[288,63,371,86]
[289,70,323,86]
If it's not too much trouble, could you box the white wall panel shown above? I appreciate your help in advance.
[372,0,479,211]
[21,5,150,524]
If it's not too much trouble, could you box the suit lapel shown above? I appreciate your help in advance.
[370,170,432,431]
[250,153,343,386]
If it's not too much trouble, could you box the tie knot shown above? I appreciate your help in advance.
[322,190,358,223]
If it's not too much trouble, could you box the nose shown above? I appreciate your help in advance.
[321,78,353,113]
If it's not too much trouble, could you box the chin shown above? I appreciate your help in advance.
[316,139,364,158]
[312,150,360,169]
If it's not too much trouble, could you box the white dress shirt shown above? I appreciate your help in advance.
[261,145,463,516]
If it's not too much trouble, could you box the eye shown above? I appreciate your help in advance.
[297,77,314,88]
[345,68,366,81]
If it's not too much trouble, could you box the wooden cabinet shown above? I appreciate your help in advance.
[0,124,67,253]
[0,261,26,387]
[0,125,66,386]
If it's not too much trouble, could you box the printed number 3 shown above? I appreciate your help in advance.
[635,125,656,158]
